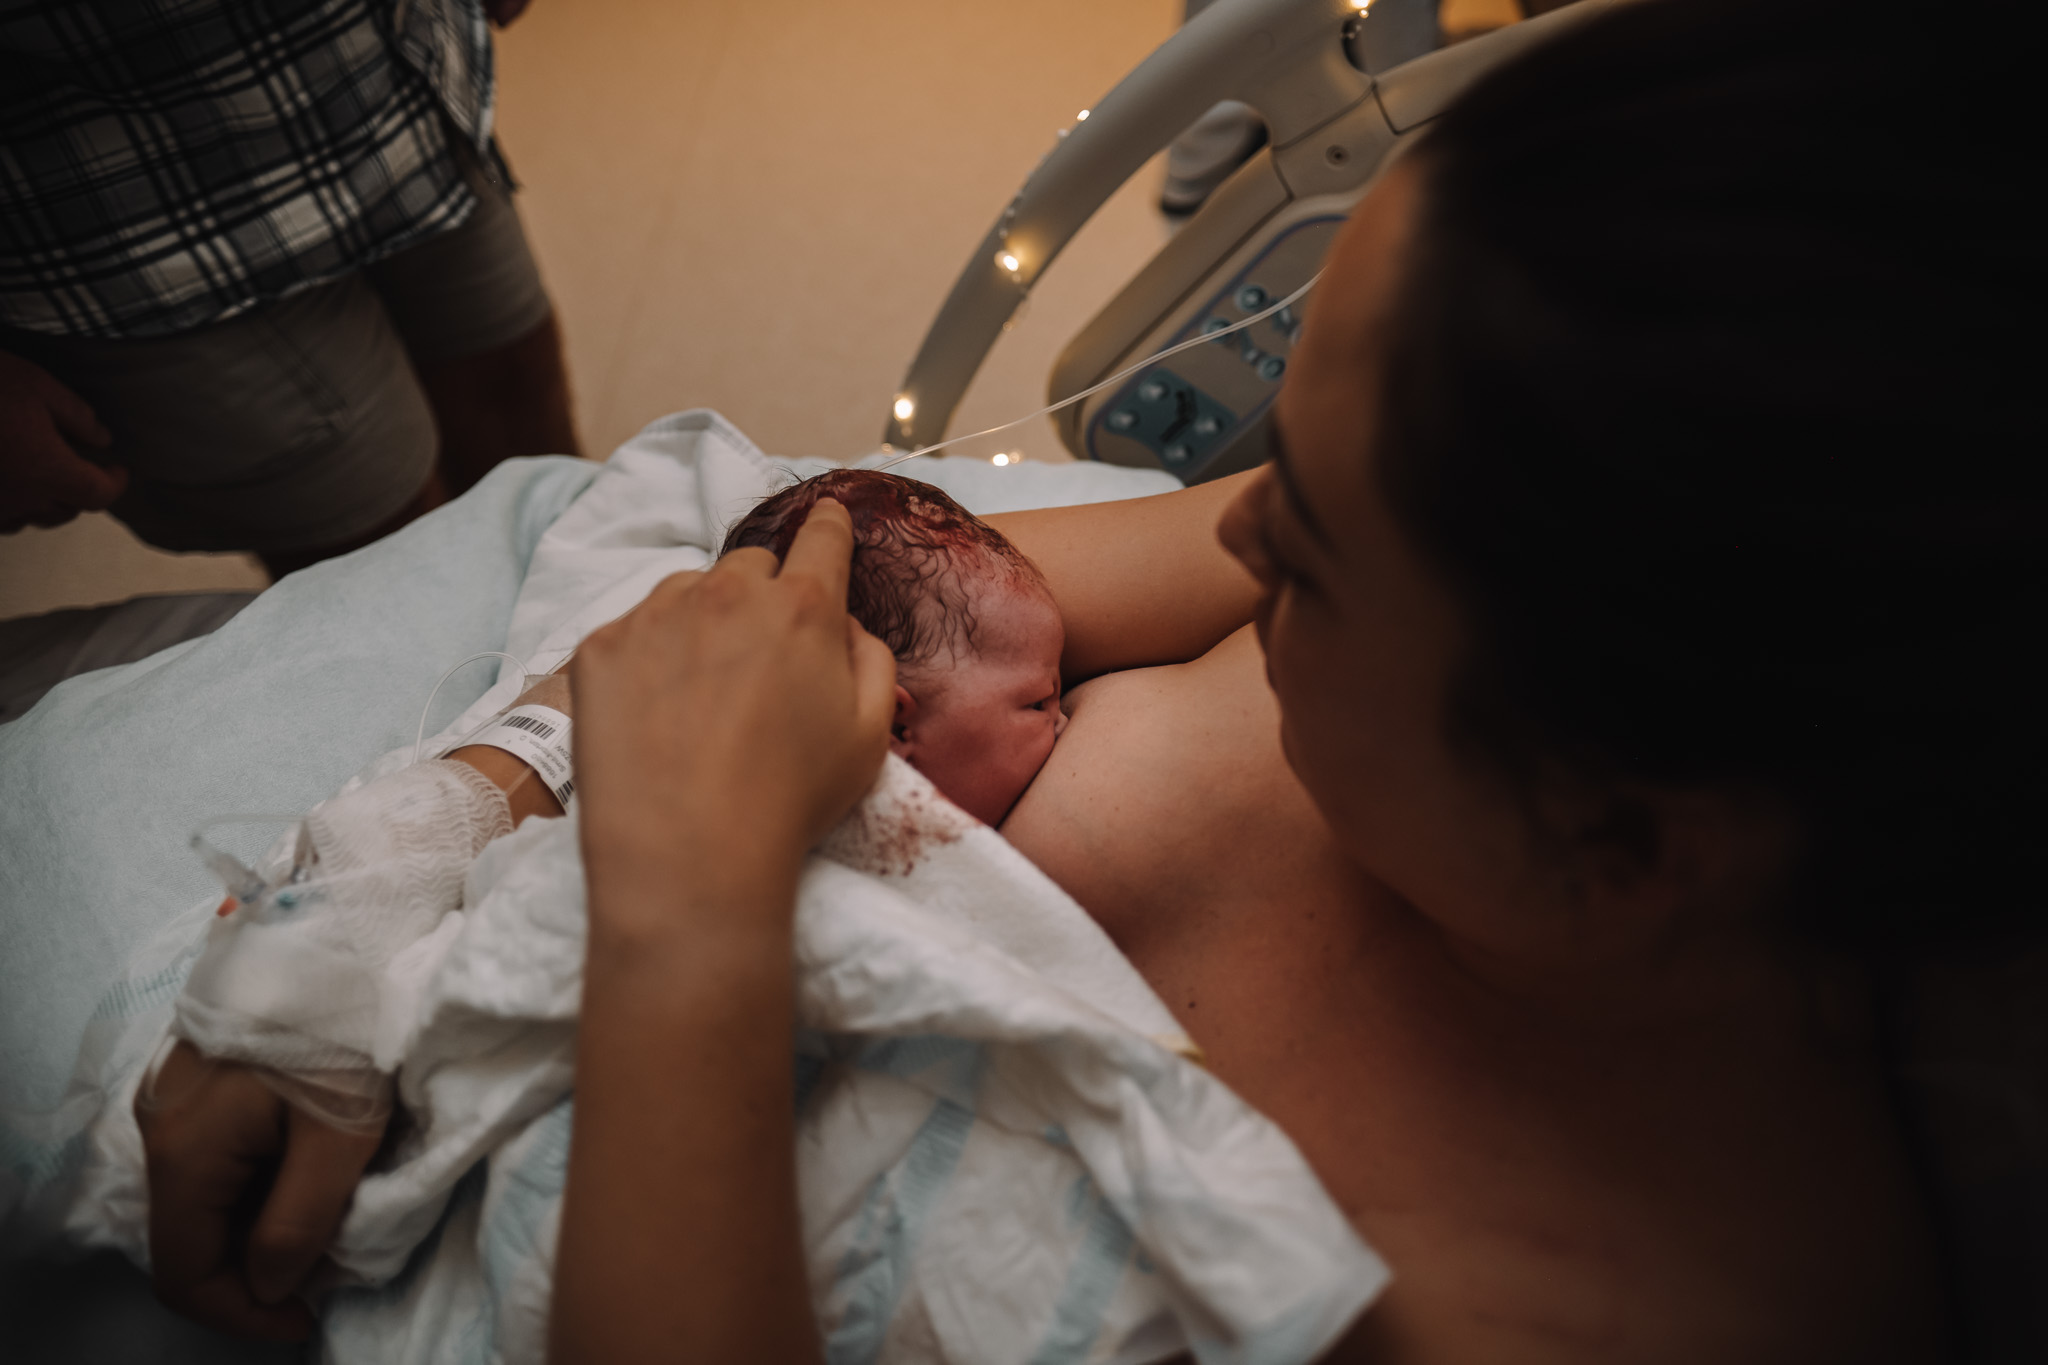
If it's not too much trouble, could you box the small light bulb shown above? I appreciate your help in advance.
[997,251,1021,274]
[1076,108,1090,121]
[992,452,1011,467]
[893,396,915,422]
[1350,0,1373,11]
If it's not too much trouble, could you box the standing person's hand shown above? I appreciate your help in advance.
[0,350,125,533]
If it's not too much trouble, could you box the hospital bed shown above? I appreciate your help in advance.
[887,0,1609,483]
[0,3,1696,1362]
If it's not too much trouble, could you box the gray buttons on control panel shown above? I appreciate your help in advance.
[1091,213,1345,480]
[1097,366,1237,474]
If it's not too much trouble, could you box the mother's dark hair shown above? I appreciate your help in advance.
[1377,0,2041,951]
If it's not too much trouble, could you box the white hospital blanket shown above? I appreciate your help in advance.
[2,412,1385,1363]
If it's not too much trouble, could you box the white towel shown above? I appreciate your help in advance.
[308,752,1380,1365]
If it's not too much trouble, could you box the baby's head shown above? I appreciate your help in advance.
[721,469,1065,825]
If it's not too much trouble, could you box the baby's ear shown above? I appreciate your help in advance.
[889,684,918,757]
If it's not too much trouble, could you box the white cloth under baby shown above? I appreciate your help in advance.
[272,752,1378,1365]
[13,412,1383,1364]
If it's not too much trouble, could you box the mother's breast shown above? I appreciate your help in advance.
[999,626,1347,956]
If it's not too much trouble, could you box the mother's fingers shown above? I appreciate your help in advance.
[779,499,855,601]
[245,1109,386,1305]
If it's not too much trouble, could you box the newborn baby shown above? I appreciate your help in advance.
[721,469,1066,826]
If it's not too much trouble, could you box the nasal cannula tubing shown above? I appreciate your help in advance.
[395,273,1325,791]
[199,281,1321,895]
[870,269,1321,472]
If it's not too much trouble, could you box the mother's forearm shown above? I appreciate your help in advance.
[549,853,821,1365]
[988,470,1261,681]
[550,507,887,1364]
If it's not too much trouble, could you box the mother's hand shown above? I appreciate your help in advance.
[570,499,896,930]
[135,1042,385,1341]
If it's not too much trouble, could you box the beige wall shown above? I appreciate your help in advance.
[493,0,1180,464]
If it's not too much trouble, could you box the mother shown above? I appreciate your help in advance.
[147,0,2037,1360]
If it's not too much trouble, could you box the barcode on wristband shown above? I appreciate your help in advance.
[501,713,557,739]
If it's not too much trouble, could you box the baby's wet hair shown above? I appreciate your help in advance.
[720,469,1045,671]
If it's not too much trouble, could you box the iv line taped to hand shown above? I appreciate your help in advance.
[171,759,517,1132]
[190,650,537,916]
[870,270,1321,472]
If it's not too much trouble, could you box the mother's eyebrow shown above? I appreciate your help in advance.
[1268,414,1332,549]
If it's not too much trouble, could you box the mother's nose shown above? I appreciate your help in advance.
[1216,465,1277,589]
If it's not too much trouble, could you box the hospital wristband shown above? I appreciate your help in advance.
[455,704,577,813]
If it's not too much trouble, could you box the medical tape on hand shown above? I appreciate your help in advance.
[457,704,577,812]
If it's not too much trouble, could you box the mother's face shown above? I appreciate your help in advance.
[1218,164,1560,951]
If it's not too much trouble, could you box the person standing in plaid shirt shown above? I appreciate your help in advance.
[0,0,578,574]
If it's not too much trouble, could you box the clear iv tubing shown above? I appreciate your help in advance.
[391,278,1324,765]
[188,652,532,903]
[411,650,530,764]
[191,813,306,904]
[869,269,1322,472]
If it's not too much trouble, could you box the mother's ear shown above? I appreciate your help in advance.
[889,685,918,759]
[1564,782,1798,940]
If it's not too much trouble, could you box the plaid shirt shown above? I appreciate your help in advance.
[0,0,495,338]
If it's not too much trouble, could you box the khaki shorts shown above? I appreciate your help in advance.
[1,146,553,554]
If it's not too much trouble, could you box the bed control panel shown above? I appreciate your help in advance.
[1084,214,1342,481]
[1099,368,1239,470]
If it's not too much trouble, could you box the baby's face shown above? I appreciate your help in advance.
[891,579,1066,827]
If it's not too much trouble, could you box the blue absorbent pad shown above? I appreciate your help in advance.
[0,455,598,1119]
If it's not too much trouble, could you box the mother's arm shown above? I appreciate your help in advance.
[136,680,576,1341]
[551,502,894,1363]
[986,469,1261,681]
